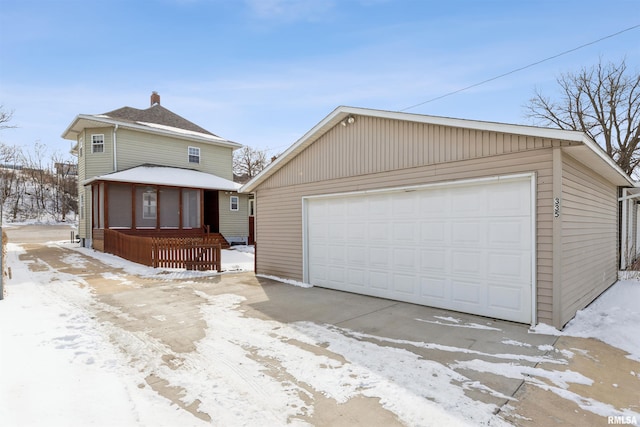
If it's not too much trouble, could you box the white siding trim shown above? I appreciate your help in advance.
[302,172,535,200]
[530,173,538,327]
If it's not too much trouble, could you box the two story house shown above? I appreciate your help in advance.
[62,92,252,250]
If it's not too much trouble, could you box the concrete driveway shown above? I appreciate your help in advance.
[4,225,639,426]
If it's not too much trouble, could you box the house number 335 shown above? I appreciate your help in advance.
[554,197,561,218]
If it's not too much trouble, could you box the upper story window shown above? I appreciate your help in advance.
[78,135,84,157]
[188,146,200,164]
[92,134,104,153]
[230,195,239,211]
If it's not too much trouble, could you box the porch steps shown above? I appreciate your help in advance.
[205,233,230,249]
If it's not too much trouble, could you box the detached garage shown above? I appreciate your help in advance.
[241,106,634,328]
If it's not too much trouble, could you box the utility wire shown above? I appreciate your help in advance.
[400,23,640,112]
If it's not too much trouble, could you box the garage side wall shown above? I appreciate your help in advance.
[254,116,568,324]
[560,153,618,326]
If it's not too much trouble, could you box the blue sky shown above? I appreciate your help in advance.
[1,0,639,160]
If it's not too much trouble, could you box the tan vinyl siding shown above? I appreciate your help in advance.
[116,128,233,180]
[259,116,567,190]
[255,145,555,324]
[85,127,115,178]
[219,193,249,241]
[78,128,114,240]
[559,153,618,326]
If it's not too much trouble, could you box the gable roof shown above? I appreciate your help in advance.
[103,104,217,136]
[83,164,241,191]
[240,105,634,192]
[62,104,241,149]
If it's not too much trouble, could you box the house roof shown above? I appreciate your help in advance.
[102,104,216,136]
[83,165,242,191]
[61,104,242,150]
[240,105,635,192]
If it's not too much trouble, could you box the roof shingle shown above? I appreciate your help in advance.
[103,104,218,137]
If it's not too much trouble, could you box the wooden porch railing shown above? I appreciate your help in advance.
[152,237,222,272]
[102,229,221,271]
[103,229,153,266]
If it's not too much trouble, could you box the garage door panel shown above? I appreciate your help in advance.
[369,197,391,217]
[348,269,367,287]
[347,223,366,240]
[420,249,447,272]
[420,221,447,243]
[419,192,448,214]
[393,273,417,295]
[452,221,483,245]
[393,247,416,269]
[369,222,389,241]
[347,245,367,266]
[393,222,417,242]
[451,188,483,214]
[370,271,390,290]
[487,181,531,215]
[307,177,533,323]
[487,252,530,280]
[488,220,530,248]
[393,193,419,217]
[420,277,447,299]
[451,280,483,305]
[451,249,483,276]
[369,246,390,268]
[488,284,523,311]
[328,245,346,263]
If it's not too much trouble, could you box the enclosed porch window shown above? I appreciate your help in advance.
[182,189,200,228]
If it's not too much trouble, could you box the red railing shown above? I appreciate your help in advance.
[102,229,221,271]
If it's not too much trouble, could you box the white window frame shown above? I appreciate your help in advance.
[188,146,200,164]
[79,135,84,157]
[142,191,157,219]
[248,199,255,216]
[230,195,239,211]
[92,134,104,153]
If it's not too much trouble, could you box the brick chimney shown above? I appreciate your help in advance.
[150,91,160,106]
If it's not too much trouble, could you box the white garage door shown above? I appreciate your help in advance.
[304,175,534,323]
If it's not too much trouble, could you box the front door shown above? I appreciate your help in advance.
[203,190,219,233]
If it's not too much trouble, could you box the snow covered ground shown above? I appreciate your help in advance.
[1,236,639,426]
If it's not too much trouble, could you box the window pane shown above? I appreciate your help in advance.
[108,184,132,228]
[182,189,200,228]
[135,187,156,227]
[92,134,104,153]
[188,146,200,163]
[160,188,179,228]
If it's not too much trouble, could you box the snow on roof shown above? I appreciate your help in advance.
[136,121,227,142]
[85,166,241,191]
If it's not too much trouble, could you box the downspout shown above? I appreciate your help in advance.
[621,187,628,270]
[113,124,118,171]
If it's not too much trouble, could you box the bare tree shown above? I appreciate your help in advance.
[233,146,267,182]
[22,142,51,214]
[526,58,640,175]
[0,144,23,221]
[50,151,77,221]
[0,105,17,131]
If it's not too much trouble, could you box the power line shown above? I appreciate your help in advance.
[400,23,640,112]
